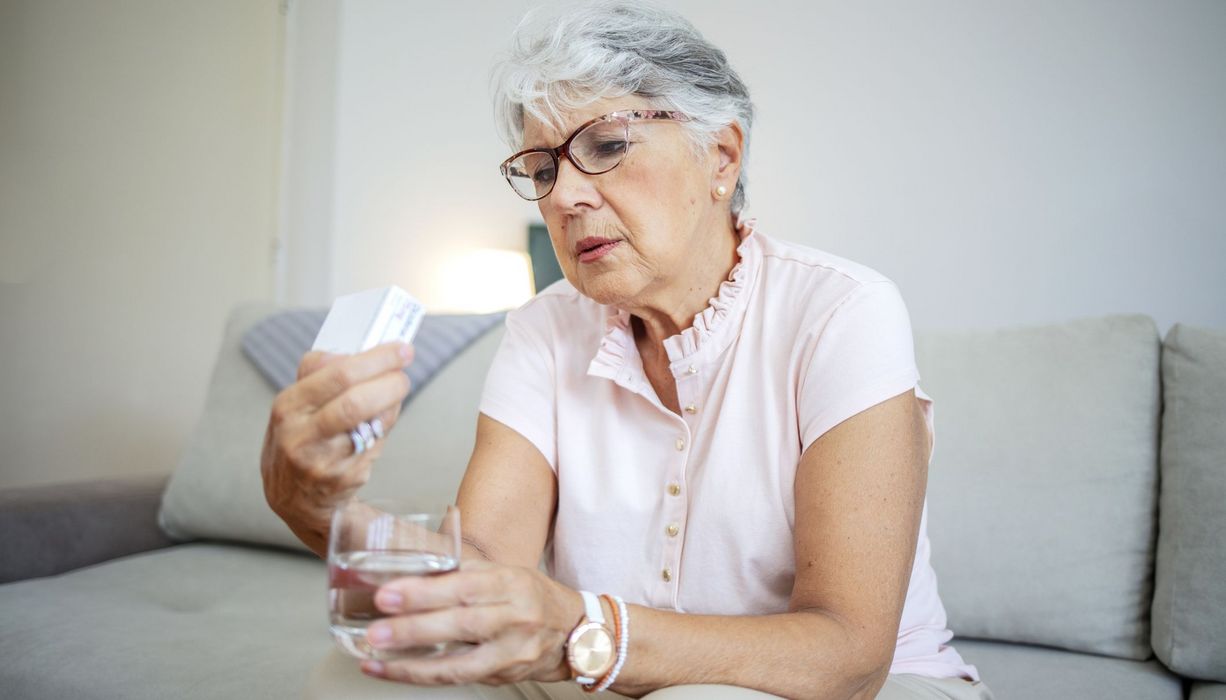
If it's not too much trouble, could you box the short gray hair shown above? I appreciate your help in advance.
[491,0,755,213]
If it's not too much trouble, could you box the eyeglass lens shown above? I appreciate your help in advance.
[505,118,630,200]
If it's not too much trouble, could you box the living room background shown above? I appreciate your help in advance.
[2,0,1223,490]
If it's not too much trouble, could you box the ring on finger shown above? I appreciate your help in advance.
[350,429,367,456]
[358,420,377,447]
[370,417,385,440]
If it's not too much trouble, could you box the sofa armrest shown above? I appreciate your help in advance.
[1191,681,1226,699]
[0,474,177,583]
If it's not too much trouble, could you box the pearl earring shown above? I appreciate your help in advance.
[715,185,728,198]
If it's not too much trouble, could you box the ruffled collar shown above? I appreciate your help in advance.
[587,213,762,386]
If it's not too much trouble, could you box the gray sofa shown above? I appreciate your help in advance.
[1,302,1223,699]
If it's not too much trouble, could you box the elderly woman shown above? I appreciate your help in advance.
[263,3,993,699]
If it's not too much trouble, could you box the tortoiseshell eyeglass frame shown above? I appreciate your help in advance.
[499,109,691,201]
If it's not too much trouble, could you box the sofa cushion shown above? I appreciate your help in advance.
[915,315,1161,659]
[953,639,1182,700]
[0,544,330,699]
[1152,323,1226,682]
[158,302,505,552]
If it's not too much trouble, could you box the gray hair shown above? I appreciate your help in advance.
[491,0,755,214]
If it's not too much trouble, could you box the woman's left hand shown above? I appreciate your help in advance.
[360,559,582,686]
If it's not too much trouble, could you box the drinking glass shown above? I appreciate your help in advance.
[327,498,462,660]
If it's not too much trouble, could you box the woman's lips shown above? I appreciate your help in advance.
[577,240,620,264]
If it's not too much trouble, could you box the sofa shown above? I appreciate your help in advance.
[1,302,1223,699]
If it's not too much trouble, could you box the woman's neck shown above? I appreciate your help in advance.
[627,217,741,358]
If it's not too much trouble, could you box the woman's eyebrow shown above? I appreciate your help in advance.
[521,134,553,150]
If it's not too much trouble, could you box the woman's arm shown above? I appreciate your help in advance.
[365,390,928,699]
[606,388,929,698]
[454,414,558,567]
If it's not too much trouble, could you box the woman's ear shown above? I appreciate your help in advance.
[713,122,744,186]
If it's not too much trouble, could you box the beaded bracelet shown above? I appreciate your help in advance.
[589,594,629,693]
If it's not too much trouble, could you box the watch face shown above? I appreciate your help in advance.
[568,622,616,677]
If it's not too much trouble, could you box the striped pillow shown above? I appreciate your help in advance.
[240,309,506,405]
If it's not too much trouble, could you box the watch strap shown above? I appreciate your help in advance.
[573,590,607,685]
[580,590,605,625]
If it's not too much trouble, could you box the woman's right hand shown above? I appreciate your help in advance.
[259,341,415,557]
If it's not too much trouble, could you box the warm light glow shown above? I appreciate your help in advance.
[432,248,534,313]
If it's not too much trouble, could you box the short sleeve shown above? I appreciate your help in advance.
[478,308,558,471]
[798,281,923,452]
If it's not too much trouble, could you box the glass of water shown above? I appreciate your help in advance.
[327,498,462,660]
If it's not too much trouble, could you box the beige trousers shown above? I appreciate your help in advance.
[304,650,994,700]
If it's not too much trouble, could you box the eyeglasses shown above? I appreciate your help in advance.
[499,109,690,201]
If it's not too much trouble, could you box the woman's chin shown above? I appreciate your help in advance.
[572,269,638,308]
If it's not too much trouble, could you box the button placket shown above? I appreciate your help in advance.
[662,452,687,590]
[664,360,702,598]
[676,364,700,423]
[662,409,691,596]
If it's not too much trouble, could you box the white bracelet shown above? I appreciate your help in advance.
[593,595,629,692]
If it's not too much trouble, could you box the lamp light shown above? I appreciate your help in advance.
[434,248,534,313]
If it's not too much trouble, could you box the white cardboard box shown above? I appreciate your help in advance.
[310,285,425,354]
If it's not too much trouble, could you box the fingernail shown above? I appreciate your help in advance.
[377,590,403,611]
[362,660,385,676]
[368,624,392,645]
[399,343,413,361]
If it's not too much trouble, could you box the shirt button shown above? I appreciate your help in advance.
[686,365,698,375]
[666,523,680,537]
[662,568,673,582]
[667,482,681,496]
[684,404,697,414]
[675,437,685,451]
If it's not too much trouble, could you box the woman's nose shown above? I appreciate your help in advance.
[548,156,600,210]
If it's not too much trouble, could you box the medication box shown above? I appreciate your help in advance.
[311,285,425,354]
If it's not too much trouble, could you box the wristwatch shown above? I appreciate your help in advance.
[565,591,616,685]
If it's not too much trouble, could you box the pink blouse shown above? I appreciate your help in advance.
[479,218,979,681]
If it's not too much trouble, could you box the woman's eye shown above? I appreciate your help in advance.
[594,140,627,156]
[532,167,556,184]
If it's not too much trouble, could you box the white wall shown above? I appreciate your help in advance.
[0,1,1218,491]
[0,0,285,488]
[278,0,340,308]
[305,0,542,310]
[287,0,1225,332]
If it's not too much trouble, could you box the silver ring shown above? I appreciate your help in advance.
[358,420,377,446]
[350,429,367,455]
[370,417,385,440]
